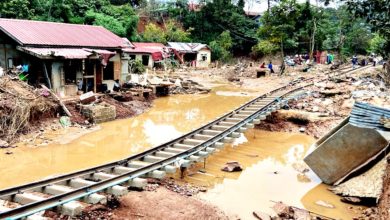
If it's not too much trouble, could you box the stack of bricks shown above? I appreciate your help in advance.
[81,102,116,124]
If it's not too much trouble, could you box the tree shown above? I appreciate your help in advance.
[142,23,167,43]
[342,0,390,56]
[257,0,300,70]
[141,20,192,44]
[209,31,233,62]
[0,0,35,19]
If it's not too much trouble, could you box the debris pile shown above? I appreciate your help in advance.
[221,161,243,172]
[253,202,318,220]
[145,178,207,196]
[0,75,58,143]
[169,78,211,94]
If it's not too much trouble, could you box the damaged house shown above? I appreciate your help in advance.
[0,18,132,96]
[122,42,168,69]
[167,42,211,68]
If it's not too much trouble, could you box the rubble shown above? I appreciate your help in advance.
[221,161,243,172]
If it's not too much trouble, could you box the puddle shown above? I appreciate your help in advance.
[0,89,253,189]
[187,130,362,220]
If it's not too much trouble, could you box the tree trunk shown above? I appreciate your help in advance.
[309,19,317,61]
[280,39,285,75]
[267,0,270,13]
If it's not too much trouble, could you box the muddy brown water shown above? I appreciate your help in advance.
[0,84,361,219]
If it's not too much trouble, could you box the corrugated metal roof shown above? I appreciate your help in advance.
[132,42,165,50]
[18,47,115,59]
[0,18,124,48]
[167,42,209,53]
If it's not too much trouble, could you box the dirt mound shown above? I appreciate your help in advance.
[0,76,58,143]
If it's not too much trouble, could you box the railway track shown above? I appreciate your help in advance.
[0,65,370,219]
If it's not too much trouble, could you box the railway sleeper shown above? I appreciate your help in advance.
[238,127,247,133]
[143,155,166,163]
[163,147,186,154]
[233,114,250,119]
[224,118,241,123]
[202,129,221,136]
[183,138,204,145]
[211,125,229,131]
[44,184,107,205]
[128,178,148,188]
[229,132,240,138]
[155,151,176,158]
[222,137,233,143]
[127,160,150,169]
[163,165,177,174]
[239,110,255,114]
[173,143,193,150]
[105,185,128,196]
[144,170,166,179]
[213,142,225,149]
[193,134,213,140]
[245,123,255,129]
[218,121,236,127]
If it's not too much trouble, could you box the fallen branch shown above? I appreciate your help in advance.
[41,85,72,117]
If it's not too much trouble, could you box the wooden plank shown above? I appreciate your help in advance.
[41,84,72,117]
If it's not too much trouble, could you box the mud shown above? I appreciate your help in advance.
[173,130,363,219]
[0,88,252,189]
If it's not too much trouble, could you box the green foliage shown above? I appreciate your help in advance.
[130,59,146,74]
[86,10,127,36]
[369,34,387,55]
[142,23,167,43]
[209,31,233,62]
[252,40,279,56]
[142,20,191,44]
[0,0,35,19]
[343,0,390,55]
[179,0,257,54]
[1,0,138,38]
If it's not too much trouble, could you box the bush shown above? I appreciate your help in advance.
[130,59,146,74]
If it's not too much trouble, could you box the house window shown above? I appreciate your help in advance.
[142,55,149,66]
[129,55,136,60]
[201,54,207,61]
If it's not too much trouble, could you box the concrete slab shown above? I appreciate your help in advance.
[304,123,389,185]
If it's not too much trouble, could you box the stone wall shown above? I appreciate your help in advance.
[81,103,116,123]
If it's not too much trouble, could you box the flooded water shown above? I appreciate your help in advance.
[192,130,361,220]
[0,87,252,189]
[0,82,361,219]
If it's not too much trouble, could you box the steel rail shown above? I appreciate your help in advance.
[0,65,369,219]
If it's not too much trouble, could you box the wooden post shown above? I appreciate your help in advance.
[41,84,72,117]
[93,63,96,93]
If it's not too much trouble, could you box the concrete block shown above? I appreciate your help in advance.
[189,155,201,162]
[229,132,240,138]
[83,193,107,204]
[252,119,261,124]
[223,137,233,143]
[197,151,209,157]
[59,201,83,216]
[205,147,216,153]
[245,123,254,129]
[128,178,147,188]
[179,159,191,168]
[106,185,128,196]
[213,142,224,149]
[146,170,166,179]
[164,165,177,173]
[238,127,247,133]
